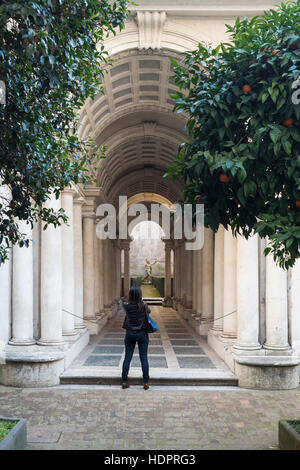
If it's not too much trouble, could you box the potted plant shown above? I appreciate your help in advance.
[0,417,27,450]
[279,420,300,450]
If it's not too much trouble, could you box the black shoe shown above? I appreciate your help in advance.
[143,383,149,390]
[122,382,130,389]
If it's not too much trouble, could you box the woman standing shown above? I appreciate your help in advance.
[121,286,150,390]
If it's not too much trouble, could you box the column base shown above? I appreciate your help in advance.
[84,314,109,335]
[0,349,65,387]
[8,339,36,346]
[183,308,193,321]
[233,355,300,390]
[62,330,79,339]
[263,343,291,351]
[162,297,173,307]
[221,332,237,340]
[233,342,262,352]
[209,326,223,333]
[75,323,87,331]
[0,330,89,387]
[207,330,236,372]
[37,339,65,347]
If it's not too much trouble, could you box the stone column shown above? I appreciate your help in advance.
[185,248,193,308]
[73,196,85,329]
[201,228,214,322]
[94,228,100,315]
[164,240,172,300]
[61,188,78,337]
[38,193,64,346]
[83,214,95,320]
[173,245,177,300]
[264,251,289,351]
[180,243,187,304]
[259,236,267,345]
[98,238,105,313]
[195,248,203,317]
[222,228,237,339]
[192,249,198,313]
[103,239,110,307]
[115,241,122,300]
[233,233,261,351]
[106,240,113,306]
[9,219,35,345]
[212,226,224,332]
[123,241,130,299]
[174,243,181,301]
[288,259,300,353]
[111,241,117,300]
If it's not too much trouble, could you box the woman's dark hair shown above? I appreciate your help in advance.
[128,286,143,311]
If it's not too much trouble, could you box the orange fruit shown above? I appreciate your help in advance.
[242,84,252,94]
[289,43,298,51]
[219,174,230,183]
[272,49,280,55]
[194,195,203,204]
[282,118,293,127]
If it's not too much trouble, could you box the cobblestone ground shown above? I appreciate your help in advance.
[0,385,299,450]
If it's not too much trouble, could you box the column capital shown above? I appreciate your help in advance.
[82,185,101,218]
[62,186,75,197]
[163,239,174,251]
[82,214,96,221]
[120,240,131,250]
[74,196,85,206]
[113,239,122,249]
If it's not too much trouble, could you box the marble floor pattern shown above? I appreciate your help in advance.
[67,306,234,379]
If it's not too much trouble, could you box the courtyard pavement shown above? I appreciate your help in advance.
[0,384,299,450]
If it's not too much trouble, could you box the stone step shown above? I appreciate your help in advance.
[60,368,238,387]
[143,297,163,305]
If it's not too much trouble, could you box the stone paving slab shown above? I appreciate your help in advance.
[84,356,122,366]
[177,357,216,369]
[0,385,299,450]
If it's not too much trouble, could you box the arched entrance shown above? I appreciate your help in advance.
[127,219,166,299]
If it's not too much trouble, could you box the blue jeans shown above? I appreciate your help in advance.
[122,330,149,383]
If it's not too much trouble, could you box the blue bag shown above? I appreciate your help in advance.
[144,302,158,333]
[147,314,159,333]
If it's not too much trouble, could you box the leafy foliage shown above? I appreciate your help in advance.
[166,1,300,269]
[0,0,130,263]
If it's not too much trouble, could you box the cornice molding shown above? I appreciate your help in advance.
[130,1,279,17]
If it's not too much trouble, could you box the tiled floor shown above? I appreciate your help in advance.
[66,306,234,380]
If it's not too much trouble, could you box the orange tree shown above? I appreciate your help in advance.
[0,0,130,264]
[166,1,300,268]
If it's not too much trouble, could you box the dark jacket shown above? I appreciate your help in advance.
[122,301,150,332]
